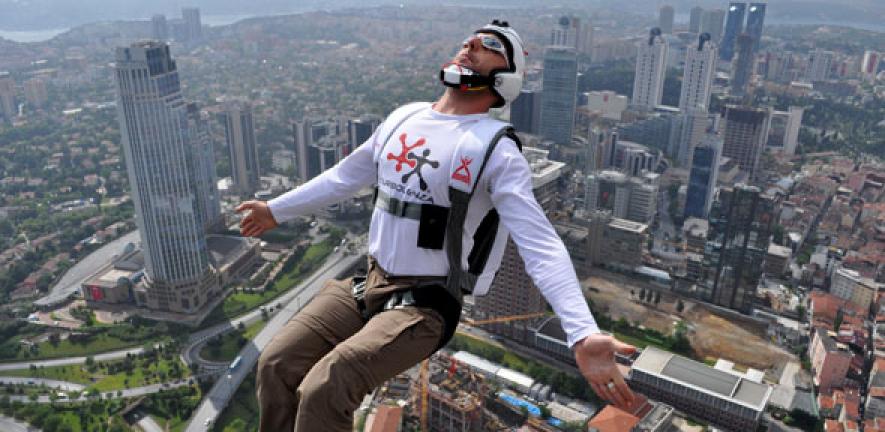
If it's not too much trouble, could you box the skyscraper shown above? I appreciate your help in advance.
[722,105,771,180]
[861,51,881,82]
[114,41,220,314]
[684,136,721,219]
[659,5,675,34]
[745,3,766,53]
[701,185,774,313]
[700,9,726,42]
[223,103,261,196]
[475,148,564,343]
[539,47,577,146]
[0,72,16,123]
[676,109,709,166]
[806,49,834,82]
[766,106,804,156]
[689,6,704,33]
[551,15,579,49]
[631,28,668,110]
[181,7,202,42]
[679,33,717,112]
[731,33,755,98]
[23,78,48,108]
[346,116,380,156]
[151,14,168,41]
[510,88,542,134]
[720,2,746,62]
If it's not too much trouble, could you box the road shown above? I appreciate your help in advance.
[137,416,164,432]
[184,251,363,432]
[0,416,34,432]
[0,346,150,372]
[7,378,196,404]
[0,376,86,391]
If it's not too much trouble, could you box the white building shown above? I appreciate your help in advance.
[586,90,628,121]
[679,33,717,113]
[632,29,668,110]
[831,267,879,312]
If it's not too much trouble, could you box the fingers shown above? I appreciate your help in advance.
[613,339,637,355]
[240,220,264,237]
[235,201,256,213]
[611,374,635,407]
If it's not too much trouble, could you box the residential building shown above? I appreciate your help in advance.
[223,102,260,196]
[539,47,578,146]
[0,72,15,122]
[689,7,704,33]
[720,2,746,62]
[632,28,668,110]
[807,49,835,82]
[679,33,717,112]
[659,5,675,34]
[701,185,774,313]
[810,328,852,394]
[700,9,726,43]
[861,50,880,82]
[684,136,722,219]
[765,244,792,278]
[831,267,879,313]
[181,7,202,42]
[629,346,772,431]
[23,77,47,107]
[722,105,771,180]
[113,41,221,314]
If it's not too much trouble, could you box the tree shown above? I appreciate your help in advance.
[676,299,685,313]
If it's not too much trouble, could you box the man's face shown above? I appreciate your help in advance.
[453,32,509,76]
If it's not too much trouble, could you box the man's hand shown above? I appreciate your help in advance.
[236,201,279,237]
[574,333,637,409]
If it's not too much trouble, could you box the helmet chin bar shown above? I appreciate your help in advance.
[439,63,495,91]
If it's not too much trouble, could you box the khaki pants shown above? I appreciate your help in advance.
[256,259,446,432]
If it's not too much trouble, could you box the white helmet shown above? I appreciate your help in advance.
[475,20,526,108]
[440,20,526,108]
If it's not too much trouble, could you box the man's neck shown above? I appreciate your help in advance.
[433,88,494,115]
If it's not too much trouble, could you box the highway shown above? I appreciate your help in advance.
[184,250,363,431]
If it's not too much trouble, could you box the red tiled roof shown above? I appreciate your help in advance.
[826,419,845,432]
[367,405,403,432]
[587,406,641,432]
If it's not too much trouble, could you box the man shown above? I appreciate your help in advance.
[237,20,636,431]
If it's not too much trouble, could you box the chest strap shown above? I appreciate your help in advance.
[374,188,448,221]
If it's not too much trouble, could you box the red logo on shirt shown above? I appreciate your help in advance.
[387,133,425,172]
[452,156,473,185]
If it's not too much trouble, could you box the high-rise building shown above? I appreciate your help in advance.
[586,170,658,224]
[631,28,668,110]
[151,14,168,41]
[346,116,380,156]
[223,103,260,196]
[679,33,717,112]
[720,2,746,62]
[689,6,704,33]
[831,267,880,313]
[293,119,338,183]
[0,72,16,122]
[722,105,770,180]
[23,77,48,108]
[701,185,774,313]
[585,90,628,121]
[475,148,564,343]
[684,136,721,219]
[551,15,579,50]
[676,109,709,166]
[745,3,766,53]
[658,5,675,34]
[181,7,202,42]
[539,47,577,146]
[806,49,834,81]
[700,9,726,42]
[766,106,803,156]
[510,88,542,134]
[731,33,755,98]
[113,41,221,314]
[861,50,881,82]
[585,210,648,272]
[627,174,659,224]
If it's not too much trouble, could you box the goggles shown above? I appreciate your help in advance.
[462,34,509,68]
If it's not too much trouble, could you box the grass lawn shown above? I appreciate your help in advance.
[199,320,268,363]
[2,356,190,391]
[5,333,169,362]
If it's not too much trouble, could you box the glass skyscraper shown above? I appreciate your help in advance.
[114,41,221,313]
[539,47,577,146]
[684,137,721,220]
[719,2,746,62]
[745,3,767,53]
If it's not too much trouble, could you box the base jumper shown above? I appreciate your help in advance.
[236,20,637,431]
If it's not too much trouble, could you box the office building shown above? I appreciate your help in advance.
[683,136,721,219]
[347,115,381,155]
[475,148,563,343]
[181,7,202,42]
[631,28,668,110]
[720,2,746,62]
[585,210,648,273]
[722,105,770,180]
[658,5,675,34]
[113,41,221,314]
[551,15,586,51]
[586,90,628,121]
[861,50,881,82]
[628,174,659,224]
[0,72,15,122]
[539,47,578,146]
[700,9,726,43]
[701,185,774,313]
[679,33,717,112]
[806,49,834,82]
[831,267,879,313]
[151,14,168,41]
[293,119,337,183]
[630,346,772,431]
[510,88,542,134]
[676,109,709,166]
[223,103,260,196]
[731,33,755,98]
[689,6,704,33]
[766,106,803,155]
[745,3,766,53]
[586,170,658,225]
[23,77,48,108]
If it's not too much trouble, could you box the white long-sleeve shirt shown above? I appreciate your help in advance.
[268,103,599,347]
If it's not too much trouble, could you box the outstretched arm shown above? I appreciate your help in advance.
[487,139,636,408]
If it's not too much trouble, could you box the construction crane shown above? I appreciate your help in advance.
[419,311,549,431]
